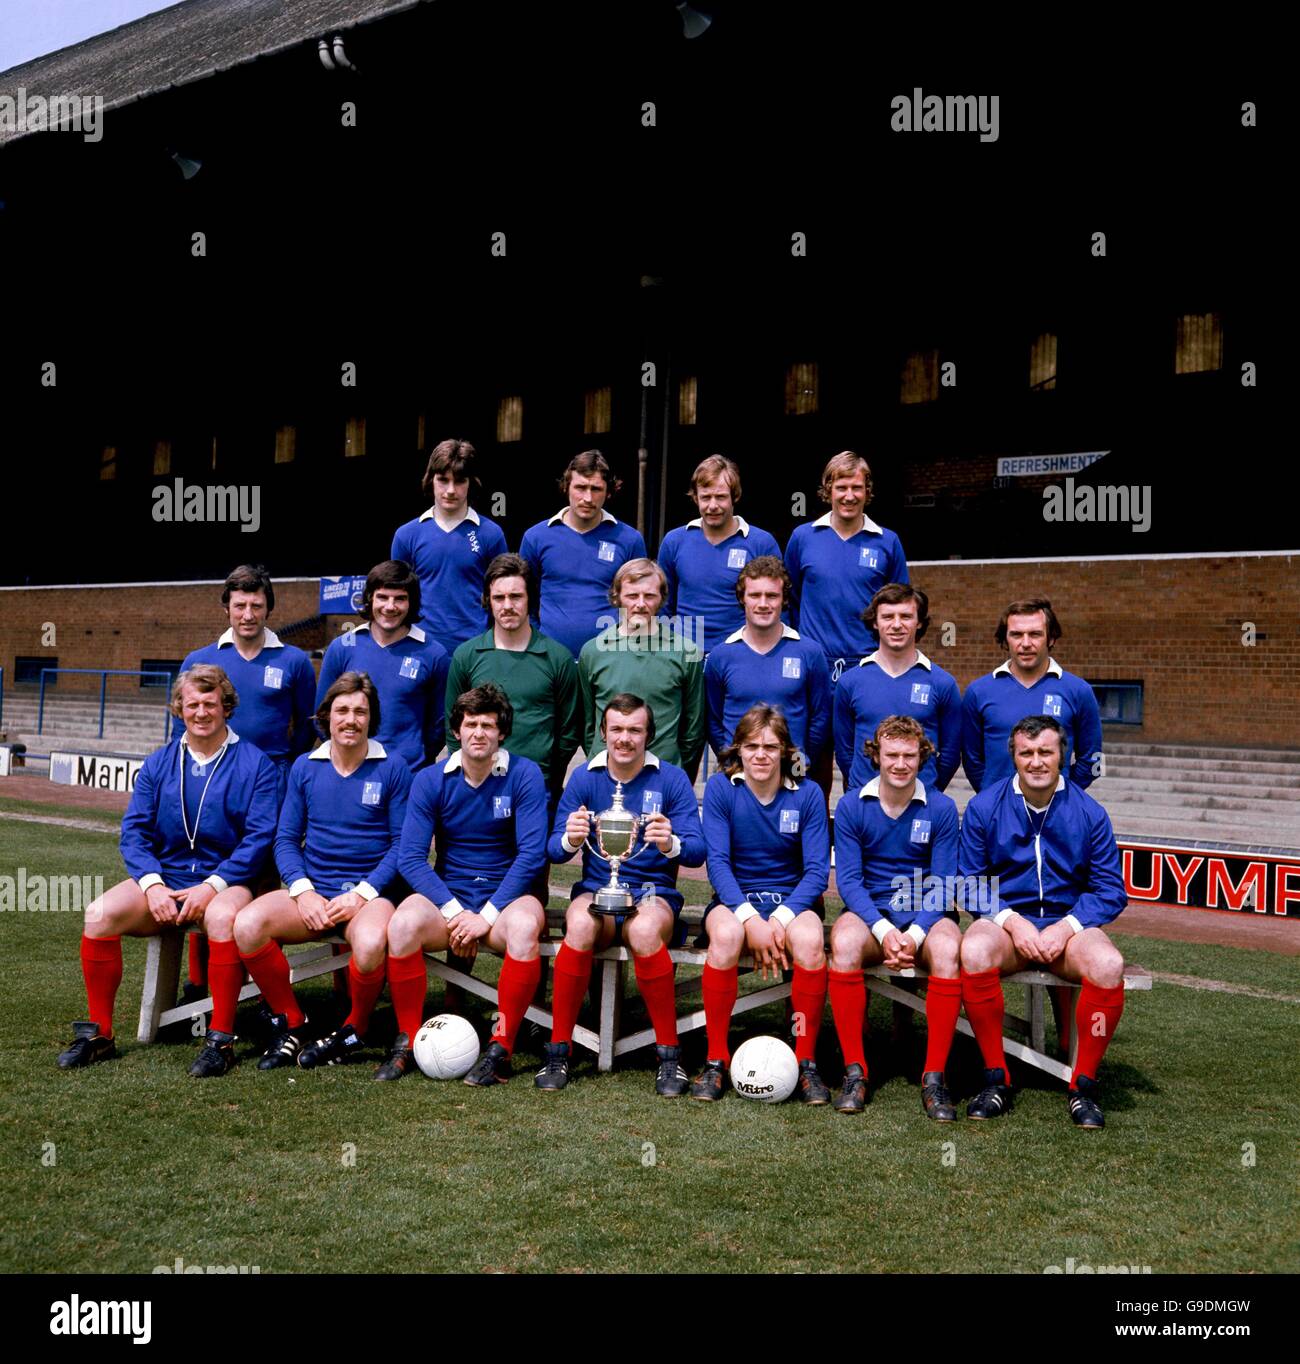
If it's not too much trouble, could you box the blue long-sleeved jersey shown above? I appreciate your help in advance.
[960,660,1102,792]
[548,753,704,908]
[702,772,828,919]
[957,774,1126,930]
[120,729,279,890]
[316,624,449,771]
[397,749,548,915]
[703,626,831,763]
[784,514,908,676]
[658,517,783,655]
[391,507,509,657]
[173,629,316,768]
[832,778,959,939]
[275,741,413,900]
[833,650,962,791]
[518,510,647,659]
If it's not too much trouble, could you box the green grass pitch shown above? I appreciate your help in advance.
[2,810,1297,1274]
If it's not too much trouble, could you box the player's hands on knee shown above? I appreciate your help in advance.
[748,918,788,980]
[1007,914,1049,963]
[642,813,674,853]
[296,891,333,933]
[146,884,180,924]
[173,883,216,924]
[881,927,915,972]
[448,910,489,958]
[325,891,365,925]
[1035,919,1073,964]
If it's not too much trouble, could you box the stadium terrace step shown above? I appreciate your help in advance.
[1101,753,1300,778]
[1092,776,1300,800]
[1103,742,1300,765]
[11,732,160,761]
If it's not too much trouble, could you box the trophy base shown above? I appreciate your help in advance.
[589,885,638,916]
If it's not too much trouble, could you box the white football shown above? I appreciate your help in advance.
[730,1035,799,1103]
[413,1013,481,1080]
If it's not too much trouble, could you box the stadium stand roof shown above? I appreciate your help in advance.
[0,0,427,142]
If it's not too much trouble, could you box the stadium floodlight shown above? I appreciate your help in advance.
[169,151,202,181]
[675,3,712,39]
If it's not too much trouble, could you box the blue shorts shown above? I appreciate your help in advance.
[570,883,689,947]
[695,892,824,947]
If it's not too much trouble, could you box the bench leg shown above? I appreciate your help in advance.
[137,928,184,1043]
[1028,983,1047,1055]
[597,957,620,1072]
[1051,984,1074,1057]
[1066,986,1080,1074]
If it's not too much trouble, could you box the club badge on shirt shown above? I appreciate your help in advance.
[1042,693,1063,717]
[399,656,420,680]
[910,682,932,707]
[597,541,616,563]
[779,808,800,834]
[362,781,382,806]
[493,796,512,819]
[727,547,748,569]
[910,818,931,845]
[263,665,284,689]
[782,656,802,679]
[641,789,663,817]
[859,547,881,570]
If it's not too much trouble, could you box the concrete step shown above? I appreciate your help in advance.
[1089,784,1300,815]
[1097,804,1300,842]
[1098,771,1300,795]
[11,732,161,759]
[1105,742,1300,764]
[1103,753,1300,779]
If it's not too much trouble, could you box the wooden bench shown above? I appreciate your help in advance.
[138,908,1151,1084]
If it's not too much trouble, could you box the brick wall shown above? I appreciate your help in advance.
[2,554,1296,747]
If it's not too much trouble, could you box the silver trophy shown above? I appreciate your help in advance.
[585,781,646,915]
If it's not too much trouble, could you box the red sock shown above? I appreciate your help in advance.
[494,954,542,1055]
[345,960,386,1037]
[239,941,304,1028]
[791,963,827,1063]
[187,932,208,987]
[828,969,867,1070]
[386,951,428,1041]
[701,963,738,1061]
[922,975,962,1076]
[1071,977,1125,1088]
[550,943,593,1046]
[207,938,244,1034]
[961,968,1007,1074]
[633,945,678,1046]
[80,935,122,1037]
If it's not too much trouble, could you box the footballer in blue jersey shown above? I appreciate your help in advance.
[692,705,832,1104]
[958,715,1128,1129]
[784,452,909,805]
[390,439,509,657]
[57,665,278,1075]
[230,673,411,1074]
[518,450,648,659]
[960,597,1103,792]
[658,455,784,655]
[828,715,963,1118]
[536,693,706,1098]
[379,684,550,1086]
[834,583,961,791]
[316,559,450,770]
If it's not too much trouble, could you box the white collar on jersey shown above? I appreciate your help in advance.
[588,750,660,770]
[217,628,283,648]
[860,648,932,671]
[309,738,387,760]
[444,748,510,776]
[724,624,801,645]
[547,508,618,527]
[811,511,884,534]
[859,776,928,804]
[1012,773,1066,798]
[181,726,240,753]
[346,622,427,644]
[728,771,800,791]
[685,516,751,536]
[994,656,1064,679]
[418,505,481,526]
